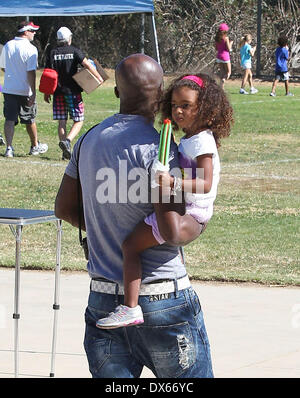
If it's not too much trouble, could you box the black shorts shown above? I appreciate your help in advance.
[3,93,37,125]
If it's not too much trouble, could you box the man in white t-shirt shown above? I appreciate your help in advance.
[0,21,48,158]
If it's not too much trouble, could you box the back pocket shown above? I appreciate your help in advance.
[140,321,196,378]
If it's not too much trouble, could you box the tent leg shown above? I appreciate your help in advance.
[12,225,23,378]
[50,219,62,377]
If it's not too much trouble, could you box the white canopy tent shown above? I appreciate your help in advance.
[0,0,160,63]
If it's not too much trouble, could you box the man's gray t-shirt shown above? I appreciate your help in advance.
[65,114,186,283]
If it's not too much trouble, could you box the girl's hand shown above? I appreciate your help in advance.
[155,171,174,188]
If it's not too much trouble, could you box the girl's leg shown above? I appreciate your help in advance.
[241,69,247,89]
[122,222,159,308]
[225,62,231,80]
[122,209,203,308]
[96,222,158,329]
[217,63,226,88]
[247,69,253,88]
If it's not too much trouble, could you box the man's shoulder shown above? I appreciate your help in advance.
[90,115,159,148]
[5,38,19,48]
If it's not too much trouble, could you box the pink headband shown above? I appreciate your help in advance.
[181,75,204,88]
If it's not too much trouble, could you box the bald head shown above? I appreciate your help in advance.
[115,54,164,121]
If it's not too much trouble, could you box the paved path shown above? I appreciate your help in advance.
[1,269,299,378]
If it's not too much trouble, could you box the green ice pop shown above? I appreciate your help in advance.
[158,119,172,166]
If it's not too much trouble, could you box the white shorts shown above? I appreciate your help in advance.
[241,61,252,70]
[144,204,213,245]
[216,58,230,64]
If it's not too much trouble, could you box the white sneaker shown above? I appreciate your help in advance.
[250,87,258,94]
[286,92,294,97]
[0,134,5,146]
[5,146,14,158]
[239,88,249,94]
[270,92,276,97]
[96,304,144,329]
[29,141,48,155]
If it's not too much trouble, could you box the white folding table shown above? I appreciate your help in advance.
[0,208,62,378]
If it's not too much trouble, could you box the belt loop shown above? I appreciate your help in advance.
[174,278,179,298]
[115,283,119,306]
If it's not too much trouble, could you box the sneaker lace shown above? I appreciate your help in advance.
[107,305,129,321]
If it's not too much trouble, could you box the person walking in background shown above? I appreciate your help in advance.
[239,34,258,95]
[215,23,233,89]
[0,21,48,158]
[270,36,293,97]
[44,27,103,160]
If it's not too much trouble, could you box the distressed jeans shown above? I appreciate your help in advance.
[83,285,214,378]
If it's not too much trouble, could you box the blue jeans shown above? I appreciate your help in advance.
[83,285,214,378]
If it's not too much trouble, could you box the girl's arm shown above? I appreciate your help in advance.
[157,153,213,195]
[225,37,233,52]
[250,45,256,57]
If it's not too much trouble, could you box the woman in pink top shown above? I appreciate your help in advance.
[215,23,233,89]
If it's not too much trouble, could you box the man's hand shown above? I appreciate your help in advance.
[44,94,51,103]
[27,94,35,107]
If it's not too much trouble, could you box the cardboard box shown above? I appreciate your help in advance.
[72,59,109,94]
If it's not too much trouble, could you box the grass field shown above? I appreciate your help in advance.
[0,73,299,286]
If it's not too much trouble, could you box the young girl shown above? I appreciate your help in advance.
[215,23,233,89]
[239,34,258,95]
[96,73,234,329]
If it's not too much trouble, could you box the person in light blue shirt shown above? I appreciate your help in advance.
[239,34,258,95]
[270,36,293,97]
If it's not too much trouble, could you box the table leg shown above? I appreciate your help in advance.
[13,225,23,378]
[50,219,62,377]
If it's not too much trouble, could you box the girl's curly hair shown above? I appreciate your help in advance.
[160,73,234,147]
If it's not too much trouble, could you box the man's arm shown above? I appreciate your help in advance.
[27,70,36,106]
[55,173,85,230]
[153,190,202,247]
[81,58,103,83]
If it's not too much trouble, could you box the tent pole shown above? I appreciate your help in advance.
[256,0,262,77]
[151,12,160,65]
[141,13,145,54]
